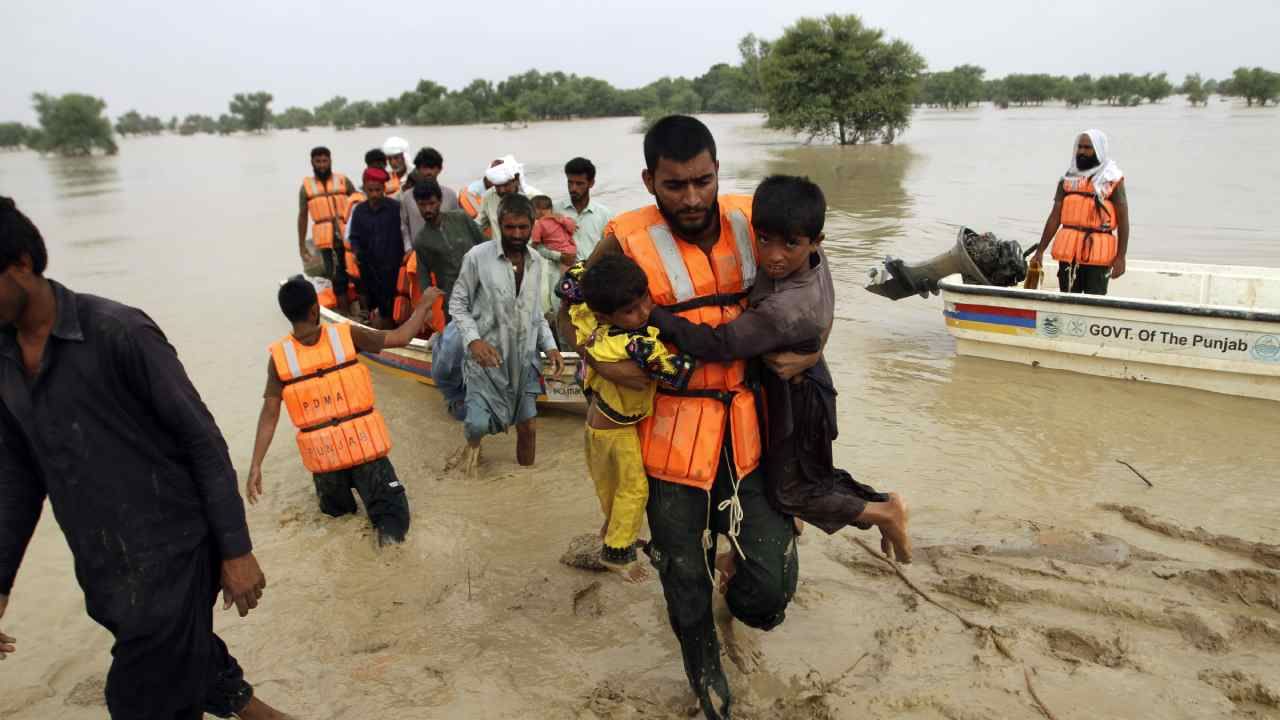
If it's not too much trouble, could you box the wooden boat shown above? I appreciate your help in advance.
[937,260,1280,401]
[319,306,586,410]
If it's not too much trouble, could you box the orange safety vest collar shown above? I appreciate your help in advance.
[269,323,391,473]
[612,195,762,490]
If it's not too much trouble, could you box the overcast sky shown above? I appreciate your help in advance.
[4,0,1278,123]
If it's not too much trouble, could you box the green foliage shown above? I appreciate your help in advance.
[0,122,32,150]
[414,97,478,126]
[313,96,348,126]
[31,92,117,155]
[1181,74,1209,106]
[917,64,985,108]
[229,92,273,132]
[333,105,361,131]
[167,116,178,131]
[215,114,241,135]
[178,114,216,136]
[274,106,315,130]
[693,64,754,112]
[1224,67,1280,106]
[1203,78,1220,95]
[114,110,164,135]
[737,33,771,109]
[1139,72,1173,103]
[760,14,925,145]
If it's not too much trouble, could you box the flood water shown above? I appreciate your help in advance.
[3,104,1279,717]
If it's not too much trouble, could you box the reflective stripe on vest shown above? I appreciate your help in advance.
[647,206,756,304]
[269,322,391,472]
[612,196,762,490]
[305,174,349,249]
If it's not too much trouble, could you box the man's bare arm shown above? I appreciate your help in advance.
[1113,181,1129,259]
[297,187,310,259]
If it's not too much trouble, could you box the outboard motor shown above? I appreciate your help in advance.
[865,227,1027,300]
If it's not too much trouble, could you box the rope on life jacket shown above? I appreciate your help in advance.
[659,385,750,578]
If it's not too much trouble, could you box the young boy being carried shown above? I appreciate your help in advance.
[560,254,695,581]
[646,175,912,578]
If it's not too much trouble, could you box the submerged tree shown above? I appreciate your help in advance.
[178,114,216,136]
[229,92,273,132]
[273,106,315,130]
[114,109,164,135]
[31,93,117,155]
[0,123,32,150]
[761,14,925,144]
[1181,74,1209,106]
[1225,67,1280,106]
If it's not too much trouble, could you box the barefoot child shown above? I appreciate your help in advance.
[646,175,912,569]
[560,254,695,580]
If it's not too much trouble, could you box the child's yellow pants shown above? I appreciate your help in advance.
[585,425,648,558]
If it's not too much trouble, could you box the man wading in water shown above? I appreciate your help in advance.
[558,116,911,719]
[0,198,287,719]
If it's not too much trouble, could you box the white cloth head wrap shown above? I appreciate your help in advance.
[382,136,409,156]
[1064,128,1123,201]
[485,161,518,185]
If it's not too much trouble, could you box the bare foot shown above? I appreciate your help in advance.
[461,445,481,480]
[712,589,763,675]
[443,444,467,472]
[793,517,805,536]
[234,696,292,720]
[714,551,737,594]
[602,558,650,583]
[879,493,912,563]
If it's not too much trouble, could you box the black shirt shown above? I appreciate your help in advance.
[348,197,405,313]
[0,281,250,596]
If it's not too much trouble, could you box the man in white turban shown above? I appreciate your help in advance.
[382,136,410,196]
[476,155,541,236]
[1031,129,1130,295]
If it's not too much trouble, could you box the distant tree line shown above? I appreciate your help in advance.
[917,66,1280,109]
[3,24,1278,156]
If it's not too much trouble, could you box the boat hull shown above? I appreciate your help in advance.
[938,264,1280,402]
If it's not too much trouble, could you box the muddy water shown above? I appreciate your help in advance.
[2,105,1279,718]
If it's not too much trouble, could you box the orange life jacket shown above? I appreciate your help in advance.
[391,252,446,336]
[343,192,367,281]
[1051,177,1120,267]
[303,174,351,250]
[612,195,762,491]
[458,187,482,218]
[269,323,392,473]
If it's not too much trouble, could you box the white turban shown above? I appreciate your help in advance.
[1063,129,1123,201]
[382,136,409,157]
[485,161,518,186]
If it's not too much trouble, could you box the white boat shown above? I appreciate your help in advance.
[937,260,1280,402]
[318,306,586,410]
